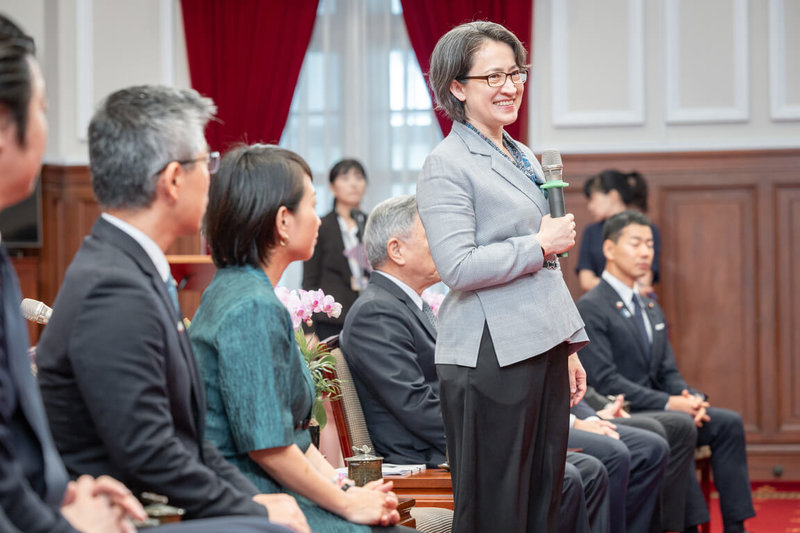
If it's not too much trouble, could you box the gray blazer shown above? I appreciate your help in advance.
[417,122,587,367]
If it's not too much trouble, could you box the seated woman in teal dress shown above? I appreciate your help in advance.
[189,144,405,533]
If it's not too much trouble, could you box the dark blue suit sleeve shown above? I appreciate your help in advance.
[0,374,75,532]
[571,400,598,419]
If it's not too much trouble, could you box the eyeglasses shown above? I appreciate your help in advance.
[156,151,221,176]
[459,69,528,88]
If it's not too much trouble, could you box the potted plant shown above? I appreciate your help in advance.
[275,287,343,433]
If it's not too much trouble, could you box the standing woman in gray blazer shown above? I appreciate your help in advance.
[416,22,589,533]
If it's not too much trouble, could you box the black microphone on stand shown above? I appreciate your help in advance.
[540,149,570,258]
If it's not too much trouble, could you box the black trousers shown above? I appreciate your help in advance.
[618,411,709,531]
[437,324,571,533]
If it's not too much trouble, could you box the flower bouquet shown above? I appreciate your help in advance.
[275,287,343,429]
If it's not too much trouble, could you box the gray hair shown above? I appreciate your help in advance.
[364,194,418,269]
[429,21,527,123]
[88,85,217,209]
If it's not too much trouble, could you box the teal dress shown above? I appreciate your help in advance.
[190,265,369,533]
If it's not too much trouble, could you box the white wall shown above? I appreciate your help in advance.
[531,0,800,153]
[1,0,798,162]
[0,0,191,164]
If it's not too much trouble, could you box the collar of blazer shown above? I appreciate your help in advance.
[596,279,654,366]
[451,121,548,216]
[369,272,437,340]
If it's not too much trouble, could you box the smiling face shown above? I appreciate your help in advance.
[449,39,524,137]
[603,223,654,287]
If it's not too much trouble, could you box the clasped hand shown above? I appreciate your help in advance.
[342,479,400,526]
[668,389,711,427]
[60,475,146,533]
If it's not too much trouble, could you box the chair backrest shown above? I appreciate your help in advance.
[329,348,374,459]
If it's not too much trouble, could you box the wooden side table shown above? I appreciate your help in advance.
[386,469,453,510]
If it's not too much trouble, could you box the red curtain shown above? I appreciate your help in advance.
[400,0,533,144]
[180,0,319,152]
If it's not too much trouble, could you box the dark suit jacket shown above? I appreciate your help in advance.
[302,211,361,328]
[339,272,446,467]
[35,218,267,520]
[577,279,701,411]
[0,247,75,532]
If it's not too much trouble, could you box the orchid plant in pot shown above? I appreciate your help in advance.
[275,287,343,430]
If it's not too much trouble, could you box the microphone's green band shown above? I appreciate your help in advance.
[540,180,569,190]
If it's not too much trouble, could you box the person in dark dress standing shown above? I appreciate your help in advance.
[302,159,369,340]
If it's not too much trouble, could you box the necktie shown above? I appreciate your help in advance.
[422,301,438,331]
[166,274,181,315]
[631,296,650,349]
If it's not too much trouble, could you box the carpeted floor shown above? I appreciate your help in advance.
[708,481,800,532]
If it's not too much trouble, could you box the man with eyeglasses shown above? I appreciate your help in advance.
[36,85,309,532]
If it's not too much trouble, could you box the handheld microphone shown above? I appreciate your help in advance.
[540,149,570,258]
[20,298,53,325]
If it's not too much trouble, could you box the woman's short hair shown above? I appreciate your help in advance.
[429,21,527,123]
[205,144,313,268]
[0,14,36,146]
[329,158,367,184]
[584,169,649,212]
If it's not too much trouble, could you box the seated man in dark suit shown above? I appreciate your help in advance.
[34,85,306,532]
[577,210,755,533]
[0,15,293,533]
[341,195,610,533]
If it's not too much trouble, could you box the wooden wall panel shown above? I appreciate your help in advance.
[561,149,800,479]
[660,187,759,431]
[776,185,800,436]
[40,165,100,308]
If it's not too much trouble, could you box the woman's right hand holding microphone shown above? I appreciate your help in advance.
[536,213,577,256]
